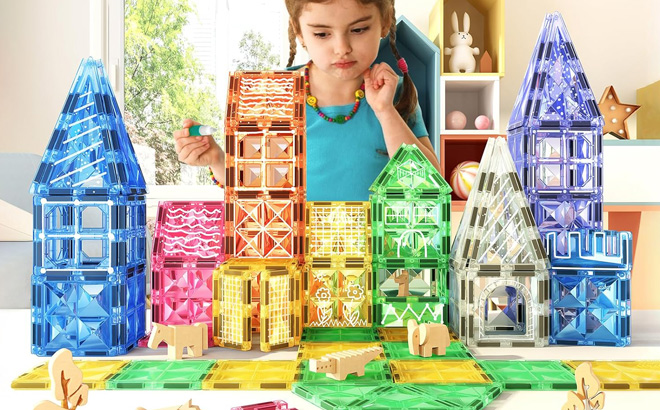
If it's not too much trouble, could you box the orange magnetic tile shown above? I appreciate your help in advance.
[390,360,491,384]
[297,342,385,361]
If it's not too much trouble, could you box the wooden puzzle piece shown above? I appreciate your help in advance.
[148,323,209,360]
[309,346,382,381]
[407,319,450,357]
[394,270,410,296]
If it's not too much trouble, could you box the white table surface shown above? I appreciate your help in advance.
[3,309,660,410]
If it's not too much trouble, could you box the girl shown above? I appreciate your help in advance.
[174,0,441,200]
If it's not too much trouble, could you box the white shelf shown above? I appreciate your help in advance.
[440,76,500,134]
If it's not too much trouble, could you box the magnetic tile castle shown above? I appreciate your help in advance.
[369,145,452,327]
[547,230,632,347]
[31,57,147,357]
[449,137,550,347]
[507,12,604,255]
[215,71,306,352]
[151,201,224,344]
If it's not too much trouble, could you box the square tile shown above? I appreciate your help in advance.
[478,360,576,390]
[106,360,215,390]
[202,360,299,390]
[389,360,491,384]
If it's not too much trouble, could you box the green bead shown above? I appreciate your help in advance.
[335,115,345,124]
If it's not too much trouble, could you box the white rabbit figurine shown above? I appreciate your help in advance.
[444,11,480,73]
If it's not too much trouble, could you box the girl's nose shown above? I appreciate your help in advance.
[334,35,352,56]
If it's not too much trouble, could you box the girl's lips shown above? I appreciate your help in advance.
[334,61,356,69]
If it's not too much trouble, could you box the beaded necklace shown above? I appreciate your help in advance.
[304,61,365,124]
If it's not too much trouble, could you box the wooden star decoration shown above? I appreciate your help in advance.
[598,86,640,139]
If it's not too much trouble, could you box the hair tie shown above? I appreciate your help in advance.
[397,58,408,74]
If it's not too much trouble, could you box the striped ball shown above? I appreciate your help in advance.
[450,161,479,200]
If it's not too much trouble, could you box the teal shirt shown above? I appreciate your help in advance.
[287,65,428,201]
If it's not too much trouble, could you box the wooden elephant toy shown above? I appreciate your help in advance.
[407,319,450,357]
[148,323,208,360]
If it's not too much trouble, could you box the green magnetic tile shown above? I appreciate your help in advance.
[298,360,391,385]
[12,360,129,390]
[293,383,453,410]
[382,341,472,361]
[563,360,660,390]
[413,384,503,410]
[477,361,576,390]
[106,360,215,390]
[302,327,378,342]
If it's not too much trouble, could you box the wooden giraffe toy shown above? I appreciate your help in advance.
[148,323,208,360]
[309,346,383,381]
[394,270,410,296]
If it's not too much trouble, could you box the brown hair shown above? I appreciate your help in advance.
[285,0,418,123]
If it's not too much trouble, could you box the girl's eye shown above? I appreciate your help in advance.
[314,32,328,38]
[352,26,369,34]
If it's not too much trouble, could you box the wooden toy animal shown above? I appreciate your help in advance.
[148,323,208,360]
[309,346,383,381]
[137,399,201,410]
[394,270,410,296]
[407,319,450,357]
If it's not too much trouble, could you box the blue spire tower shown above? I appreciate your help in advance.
[30,58,147,356]
[507,12,604,255]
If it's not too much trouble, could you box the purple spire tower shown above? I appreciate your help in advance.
[507,12,604,254]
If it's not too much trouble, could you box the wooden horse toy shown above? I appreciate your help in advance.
[148,323,208,360]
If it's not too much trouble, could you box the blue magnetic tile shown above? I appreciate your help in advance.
[30,57,146,197]
[547,230,632,269]
[31,270,146,356]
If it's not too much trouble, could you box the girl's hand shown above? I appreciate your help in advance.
[363,63,398,117]
[173,118,223,168]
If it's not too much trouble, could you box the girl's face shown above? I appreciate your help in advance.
[297,0,388,81]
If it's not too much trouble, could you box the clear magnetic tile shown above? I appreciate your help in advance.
[389,360,491,384]
[12,360,129,390]
[477,360,576,390]
[106,360,215,390]
[202,360,299,390]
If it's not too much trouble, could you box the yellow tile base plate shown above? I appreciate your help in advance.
[202,360,299,390]
[12,360,129,390]
[390,359,491,384]
[563,360,660,390]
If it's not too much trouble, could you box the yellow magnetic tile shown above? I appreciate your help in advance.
[377,327,459,342]
[297,342,385,361]
[12,360,129,390]
[390,360,491,384]
[563,361,660,390]
[202,360,299,390]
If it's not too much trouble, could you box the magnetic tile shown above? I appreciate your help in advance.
[377,327,460,343]
[298,360,391,385]
[12,360,129,390]
[563,361,660,390]
[293,383,451,410]
[477,360,576,390]
[106,360,215,390]
[389,360,491,384]
[412,383,503,410]
[382,341,472,361]
[297,342,385,361]
[301,327,378,342]
[202,360,298,390]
